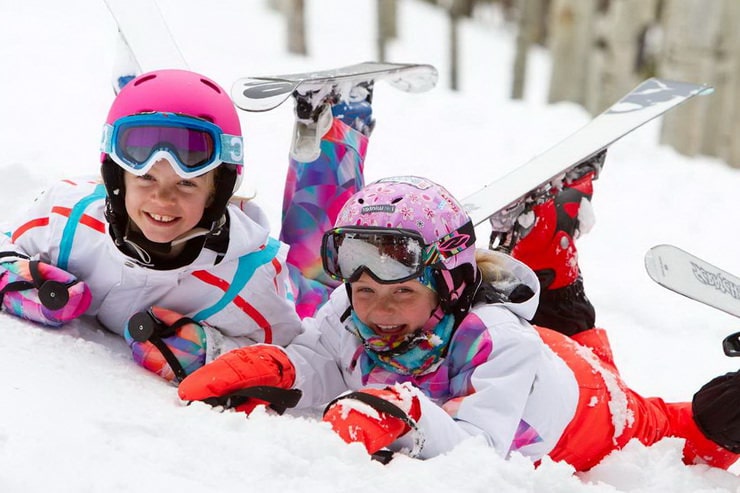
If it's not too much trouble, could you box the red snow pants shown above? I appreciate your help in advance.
[535,326,739,472]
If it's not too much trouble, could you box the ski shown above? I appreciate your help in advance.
[232,61,438,162]
[462,78,714,228]
[102,0,188,93]
[644,244,740,319]
[645,245,740,357]
[230,61,438,112]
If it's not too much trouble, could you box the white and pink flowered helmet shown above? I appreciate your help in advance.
[325,176,480,316]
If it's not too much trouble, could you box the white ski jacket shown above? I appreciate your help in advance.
[286,252,578,461]
[1,177,303,361]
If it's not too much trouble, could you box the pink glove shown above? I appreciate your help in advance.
[0,253,91,327]
[124,306,207,383]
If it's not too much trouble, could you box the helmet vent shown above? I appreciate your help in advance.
[357,198,365,204]
[133,74,157,86]
[391,197,403,204]
[200,78,222,94]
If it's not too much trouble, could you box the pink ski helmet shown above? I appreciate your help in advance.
[104,70,242,135]
[332,176,480,315]
[100,69,243,248]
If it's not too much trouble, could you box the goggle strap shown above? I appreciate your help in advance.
[424,220,476,265]
[220,134,244,165]
[100,124,114,154]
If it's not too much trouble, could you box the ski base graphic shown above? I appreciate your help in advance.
[645,244,740,319]
[230,61,438,112]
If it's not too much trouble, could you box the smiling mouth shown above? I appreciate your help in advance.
[374,324,406,335]
[146,212,178,224]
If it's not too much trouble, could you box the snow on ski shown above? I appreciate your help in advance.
[645,244,740,319]
[462,78,714,227]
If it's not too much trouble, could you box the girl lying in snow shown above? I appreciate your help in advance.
[177,173,740,471]
[0,67,370,382]
[2,65,737,472]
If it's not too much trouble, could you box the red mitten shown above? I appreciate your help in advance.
[178,345,299,414]
[323,384,422,456]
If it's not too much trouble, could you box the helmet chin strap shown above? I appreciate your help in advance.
[118,214,224,268]
[424,303,446,331]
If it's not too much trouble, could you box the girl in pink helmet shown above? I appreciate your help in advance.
[177,175,740,472]
[0,69,372,384]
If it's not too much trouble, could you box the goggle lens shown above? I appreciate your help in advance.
[117,125,215,169]
[322,228,427,284]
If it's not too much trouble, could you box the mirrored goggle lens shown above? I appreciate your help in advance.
[322,229,426,283]
[116,125,216,169]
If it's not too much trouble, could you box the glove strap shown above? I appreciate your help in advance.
[324,391,425,459]
[127,310,192,383]
[201,386,303,415]
[0,256,71,310]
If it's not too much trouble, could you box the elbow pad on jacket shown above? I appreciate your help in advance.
[0,254,92,327]
[125,306,207,384]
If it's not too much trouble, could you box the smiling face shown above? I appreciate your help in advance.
[123,159,215,246]
[350,272,439,338]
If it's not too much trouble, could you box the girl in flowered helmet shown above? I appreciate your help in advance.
[178,174,740,472]
[179,175,575,461]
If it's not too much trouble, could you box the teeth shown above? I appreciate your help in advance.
[149,213,176,223]
[377,324,402,331]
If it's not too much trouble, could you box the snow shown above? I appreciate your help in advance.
[2,0,740,491]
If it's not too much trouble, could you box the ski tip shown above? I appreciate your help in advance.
[229,78,297,112]
[386,64,439,93]
[643,244,676,282]
[649,78,715,97]
[643,247,662,281]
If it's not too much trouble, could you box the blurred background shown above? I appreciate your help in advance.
[272,0,739,167]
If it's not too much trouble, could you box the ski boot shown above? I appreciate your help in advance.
[489,152,605,336]
[290,82,375,163]
[330,81,376,137]
[689,370,740,468]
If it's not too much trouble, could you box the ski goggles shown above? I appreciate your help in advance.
[321,223,476,284]
[101,112,244,178]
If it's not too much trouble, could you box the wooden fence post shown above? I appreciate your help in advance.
[531,0,739,166]
[442,0,473,91]
[583,0,658,114]
[730,8,740,167]
[705,0,739,168]
[511,0,548,99]
[377,0,398,62]
[547,0,596,106]
[286,0,307,55]
[658,0,724,157]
